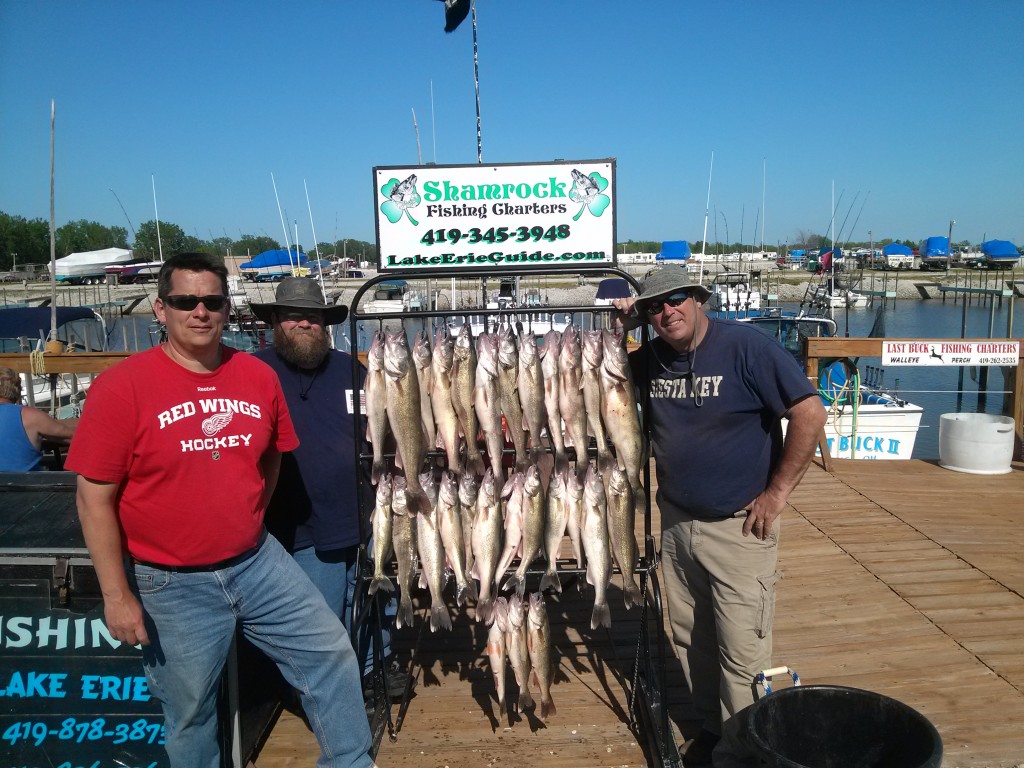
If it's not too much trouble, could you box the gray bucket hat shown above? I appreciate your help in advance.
[250,277,349,325]
[635,264,712,312]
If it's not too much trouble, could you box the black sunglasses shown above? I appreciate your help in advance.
[162,294,229,312]
[644,292,692,316]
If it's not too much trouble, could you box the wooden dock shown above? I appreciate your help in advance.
[250,458,1024,768]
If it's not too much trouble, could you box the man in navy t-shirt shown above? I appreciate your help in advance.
[614,265,826,766]
[252,277,409,702]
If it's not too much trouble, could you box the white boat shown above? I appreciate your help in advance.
[54,247,134,284]
[0,306,107,416]
[741,314,923,461]
[706,272,762,315]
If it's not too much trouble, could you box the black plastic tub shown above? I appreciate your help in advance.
[745,685,942,768]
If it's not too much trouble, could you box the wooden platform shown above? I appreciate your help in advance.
[251,459,1024,767]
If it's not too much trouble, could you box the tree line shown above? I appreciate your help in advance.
[0,211,379,272]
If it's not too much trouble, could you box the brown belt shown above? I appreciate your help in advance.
[130,528,268,573]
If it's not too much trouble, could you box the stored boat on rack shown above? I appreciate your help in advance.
[742,314,923,460]
[53,247,134,284]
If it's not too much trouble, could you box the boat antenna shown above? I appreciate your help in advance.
[430,79,437,163]
[834,190,860,244]
[412,108,423,164]
[151,174,164,262]
[701,150,713,257]
[842,191,871,249]
[48,99,57,341]
[271,173,295,270]
[109,189,137,242]
[472,0,482,162]
[761,158,767,253]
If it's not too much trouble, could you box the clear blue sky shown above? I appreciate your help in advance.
[2,1,1021,250]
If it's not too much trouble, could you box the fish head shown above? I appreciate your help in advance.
[584,463,606,504]
[496,324,518,368]
[439,470,460,505]
[391,475,409,515]
[454,322,474,357]
[601,328,629,381]
[475,332,499,378]
[419,469,438,503]
[479,467,497,501]
[507,593,525,626]
[493,596,509,630]
[608,466,630,496]
[383,329,412,378]
[523,464,543,497]
[458,472,480,506]
[565,469,585,500]
[376,474,394,505]
[528,592,547,626]
[368,330,386,370]
[413,329,432,369]
[581,329,604,368]
[559,324,581,369]
[548,469,566,498]
[432,325,455,368]
[516,326,538,366]
[539,329,562,368]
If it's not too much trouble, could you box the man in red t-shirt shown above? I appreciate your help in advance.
[66,253,373,768]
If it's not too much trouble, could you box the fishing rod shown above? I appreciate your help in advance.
[109,189,137,241]
[834,190,860,245]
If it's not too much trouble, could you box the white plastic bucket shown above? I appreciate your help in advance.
[938,413,1015,475]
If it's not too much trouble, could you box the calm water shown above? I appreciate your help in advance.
[107,296,1023,460]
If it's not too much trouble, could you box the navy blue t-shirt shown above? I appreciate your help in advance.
[254,347,367,551]
[631,318,815,518]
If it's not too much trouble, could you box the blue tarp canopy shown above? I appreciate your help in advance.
[656,241,691,260]
[981,240,1019,258]
[239,249,307,269]
[595,278,631,299]
[921,237,949,257]
[0,307,96,339]
[882,243,913,256]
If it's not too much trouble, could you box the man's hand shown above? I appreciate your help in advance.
[743,486,787,540]
[103,590,150,646]
[611,297,642,330]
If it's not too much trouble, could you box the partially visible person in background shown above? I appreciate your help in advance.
[252,277,409,701]
[0,366,77,471]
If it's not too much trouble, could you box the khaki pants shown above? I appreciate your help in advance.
[660,503,780,740]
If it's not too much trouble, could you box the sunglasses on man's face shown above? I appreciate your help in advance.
[644,292,692,316]
[162,294,229,312]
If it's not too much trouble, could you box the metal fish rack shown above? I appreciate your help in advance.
[347,266,681,767]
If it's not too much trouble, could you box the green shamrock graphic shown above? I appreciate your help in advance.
[569,169,610,222]
[380,174,421,226]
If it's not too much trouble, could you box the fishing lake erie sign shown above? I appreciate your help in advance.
[373,159,616,272]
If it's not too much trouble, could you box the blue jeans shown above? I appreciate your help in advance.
[292,544,394,676]
[131,535,373,768]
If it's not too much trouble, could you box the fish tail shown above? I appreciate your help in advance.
[397,596,414,629]
[624,576,642,609]
[371,459,386,486]
[467,451,486,477]
[553,449,569,475]
[591,601,611,630]
[463,574,478,602]
[368,575,395,596]
[597,449,615,473]
[500,573,521,595]
[518,687,534,712]
[408,489,432,516]
[498,695,507,718]
[538,570,562,594]
[541,697,556,719]
[476,597,493,624]
[430,604,452,633]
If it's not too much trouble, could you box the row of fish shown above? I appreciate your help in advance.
[368,457,642,634]
[364,322,647,512]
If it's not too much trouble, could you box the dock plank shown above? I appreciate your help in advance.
[251,459,1024,767]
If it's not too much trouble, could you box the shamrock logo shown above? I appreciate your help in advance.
[569,169,610,222]
[379,174,422,226]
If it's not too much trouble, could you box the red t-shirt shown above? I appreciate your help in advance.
[65,345,299,566]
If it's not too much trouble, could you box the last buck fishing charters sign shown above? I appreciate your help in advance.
[372,159,616,272]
